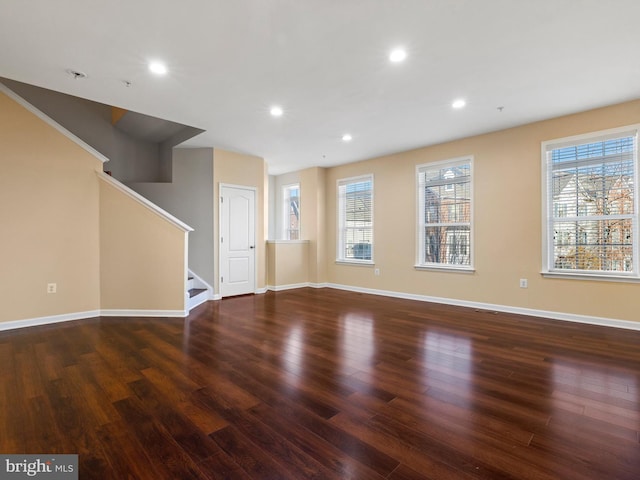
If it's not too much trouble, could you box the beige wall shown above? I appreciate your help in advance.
[270,167,327,285]
[300,167,327,284]
[0,91,101,323]
[323,99,640,323]
[267,241,310,287]
[99,179,187,311]
[213,148,268,293]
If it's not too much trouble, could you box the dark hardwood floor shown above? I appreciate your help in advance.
[1,288,640,479]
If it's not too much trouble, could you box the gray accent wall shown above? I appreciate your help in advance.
[2,78,162,182]
[128,148,215,286]
[1,78,204,183]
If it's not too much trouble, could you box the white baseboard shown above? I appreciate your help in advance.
[0,310,101,332]
[0,308,189,332]
[266,282,328,292]
[101,309,188,318]
[266,282,310,292]
[187,269,216,310]
[3,284,637,333]
[326,282,640,331]
[188,293,209,311]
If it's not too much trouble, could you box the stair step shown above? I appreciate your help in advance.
[188,288,207,298]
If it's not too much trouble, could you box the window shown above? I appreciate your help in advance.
[283,184,300,240]
[543,126,639,278]
[337,175,373,262]
[417,157,473,269]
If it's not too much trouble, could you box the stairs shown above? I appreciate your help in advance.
[187,273,210,311]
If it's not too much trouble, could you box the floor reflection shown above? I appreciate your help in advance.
[283,325,305,382]
[341,313,375,375]
[422,330,473,409]
[551,358,638,419]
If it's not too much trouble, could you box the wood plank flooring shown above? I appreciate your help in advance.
[1,288,640,479]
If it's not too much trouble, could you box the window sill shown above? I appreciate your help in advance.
[266,240,310,244]
[414,265,475,274]
[335,260,375,267]
[541,271,640,283]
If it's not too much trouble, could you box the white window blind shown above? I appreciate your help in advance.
[337,175,373,262]
[283,184,300,240]
[417,157,473,269]
[544,128,638,277]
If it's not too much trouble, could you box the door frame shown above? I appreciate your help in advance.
[218,183,258,298]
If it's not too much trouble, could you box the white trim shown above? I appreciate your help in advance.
[267,240,310,244]
[266,282,311,292]
[265,282,328,292]
[416,155,474,269]
[188,269,215,298]
[187,269,212,310]
[255,287,268,294]
[414,265,475,273]
[98,171,194,232]
[0,308,188,332]
[541,272,640,283]
[219,183,259,298]
[101,309,187,318]
[541,125,640,278]
[188,292,209,310]
[5,283,636,332]
[0,82,110,164]
[0,310,101,332]
[336,173,374,263]
[325,283,640,331]
[219,182,259,192]
[542,124,640,151]
[335,260,375,267]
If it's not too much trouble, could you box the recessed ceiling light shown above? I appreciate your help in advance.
[148,61,168,75]
[270,106,283,117]
[389,48,407,63]
[342,134,353,142]
[452,98,466,109]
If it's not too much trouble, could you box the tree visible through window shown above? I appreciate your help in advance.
[283,184,300,240]
[417,158,472,269]
[543,128,638,276]
[337,175,373,262]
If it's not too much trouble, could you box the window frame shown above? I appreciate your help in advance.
[415,156,474,272]
[541,125,640,282]
[336,174,374,265]
[282,183,301,240]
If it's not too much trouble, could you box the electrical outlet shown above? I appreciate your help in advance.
[374,268,380,276]
[47,283,57,294]
[519,278,528,288]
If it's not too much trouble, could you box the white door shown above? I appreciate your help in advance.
[220,185,256,297]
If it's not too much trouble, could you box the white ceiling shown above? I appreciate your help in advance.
[1,0,639,175]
